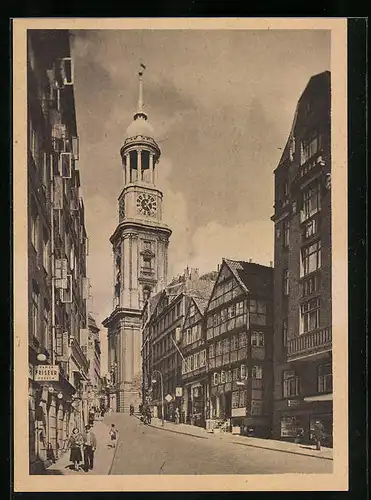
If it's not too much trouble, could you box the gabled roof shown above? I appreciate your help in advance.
[223,258,273,296]
[193,296,210,315]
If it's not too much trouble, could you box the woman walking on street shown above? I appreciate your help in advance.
[68,427,84,471]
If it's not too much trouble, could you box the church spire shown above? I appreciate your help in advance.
[134,62,147,121]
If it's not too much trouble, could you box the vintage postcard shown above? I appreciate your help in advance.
[13,17,348,492]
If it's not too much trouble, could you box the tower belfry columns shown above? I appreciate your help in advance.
[126,153,131,184]
[150,153,154,184]
[138,150,142,182]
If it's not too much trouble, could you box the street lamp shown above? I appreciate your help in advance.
[151,370,164,426]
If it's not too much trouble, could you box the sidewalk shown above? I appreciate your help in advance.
[45,418,116,475]
[148,418,333,461]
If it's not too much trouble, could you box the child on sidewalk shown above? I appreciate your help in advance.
[108,424,118,448]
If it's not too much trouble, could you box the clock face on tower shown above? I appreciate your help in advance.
[137,193,157,216]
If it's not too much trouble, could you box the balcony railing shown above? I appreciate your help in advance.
[287,327,331,361]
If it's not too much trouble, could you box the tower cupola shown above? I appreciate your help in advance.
[120,63,160,185]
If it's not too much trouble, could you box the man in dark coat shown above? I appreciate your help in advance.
[313,420,325,450]
[82,425,97,471]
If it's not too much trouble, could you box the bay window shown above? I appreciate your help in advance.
[300,298,320,333]
[301,183,321,221]
[301,240,321,276]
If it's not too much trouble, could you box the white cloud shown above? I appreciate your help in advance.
[187,220,274,275]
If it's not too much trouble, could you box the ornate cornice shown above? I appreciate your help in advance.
[110,220,172,244]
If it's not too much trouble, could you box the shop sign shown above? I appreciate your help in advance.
[280,416,297,438]
[232,407,246,417]
[34,364,60,382]
[165,394,172,403]
[175,387,182,397]
[28,363,34,380]
[287,399,301,407]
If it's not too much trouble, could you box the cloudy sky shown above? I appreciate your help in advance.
[70,29,330,373]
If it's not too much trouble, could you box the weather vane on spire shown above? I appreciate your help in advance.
[137,61,146,115]
[139,61,146,76]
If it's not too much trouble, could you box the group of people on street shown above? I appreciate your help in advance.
[68,425,97,472]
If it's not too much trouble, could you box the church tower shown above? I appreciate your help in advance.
[103,65,172,412]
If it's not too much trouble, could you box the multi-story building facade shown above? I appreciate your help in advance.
[103,67,172,413]
[27,30,91,473]
[205,259,274,437]
[84,313,102,408]
[141,268,215,420]
[271,71,332,446]
[180,296,210,427]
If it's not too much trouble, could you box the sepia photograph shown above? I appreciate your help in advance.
[13,18,348,492]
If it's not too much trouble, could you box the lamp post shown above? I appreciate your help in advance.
[151,370,164,426]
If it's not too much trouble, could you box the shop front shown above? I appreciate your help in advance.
[183,382,207,427]
[278,398,333,447]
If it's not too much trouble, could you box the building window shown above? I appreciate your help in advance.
[209,344,215,358]
[283,319,288,347]
[220,371,226,384]
[317,364,332,393]
[213,372,219,386]
[251,331,264,347]
[176,303,181,317]
[216,340,222,356]
[233,367,240,381]
[143,256,152,269]
[304,218,317,239]
[239,331,247,348]
[301,183,321,221]
[301,240,321,276]
[300,298,320,333]
[283,269,289,296]
[240,364,246,380]
[31,282,40,339]
[249,299,267,325]
[31,212,39,252]
[222,338,230,354]
[200,349,206,367]
[283,220,290,248]
[231,334,238,351]
[43,301,50,350]
[302,275,319,297]
[251,365,263,379]
[226,370,232,383]
[301,133,321,164]
[42,228,49,272]
[283,370,299,398]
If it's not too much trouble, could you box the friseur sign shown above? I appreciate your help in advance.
[34,364,60,382]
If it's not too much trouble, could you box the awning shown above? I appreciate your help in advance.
[304,393,333,402]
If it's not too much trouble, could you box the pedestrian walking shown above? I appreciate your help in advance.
[108,424,118,448]
[174,407,180,425]
[82,425,97,471]
[68,427,84,471]
[313,420,325,450]
[88,408,95,427]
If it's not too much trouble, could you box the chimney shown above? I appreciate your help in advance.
[249,258,252,263]
[270,261,273,267]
